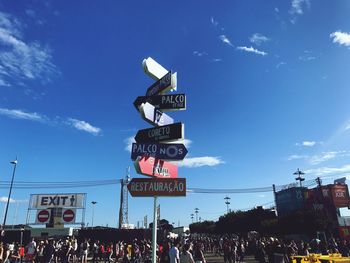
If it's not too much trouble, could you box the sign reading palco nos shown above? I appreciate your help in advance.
[127,178,186,197]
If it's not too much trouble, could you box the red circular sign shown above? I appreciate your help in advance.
[63,209,75,223]
[37,210,50,223]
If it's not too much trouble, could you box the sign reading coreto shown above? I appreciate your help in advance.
[140,102,174,127]
[145,71,177,97]
[29,193,85,209]
[134,122,184,143]
[36,209,50,223]
[134,94,186,112]
[62,209,75,223]
[131,143,187,161]
[127,178,186,197]
[134,155,178,178]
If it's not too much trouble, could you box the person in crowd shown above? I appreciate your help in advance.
[179,243,195,263]
[168,242,180,263]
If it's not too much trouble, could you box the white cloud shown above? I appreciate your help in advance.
[177,156,224,168]
[237,46,267,56]
[67,118,101,136]
[0,108,46,122]
[0,11,58,87]
[305,164,350,176]
[210,17,219,27]
[193,51,208,57]
[330,31,350,47]
[288,154,308,161]
[124,136,135,152]
[0,197,15,203]
[250,33,269,46]
[276,62,286,69]
[345,123,350,131]
[309,151,350,165]
[219,35,233,47]
[295,141,322,147]
[211,58,222,62]
[290,0,310,15]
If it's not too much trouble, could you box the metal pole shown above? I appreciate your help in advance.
[3,159,17,229]
[152,196,158,263]
[91,201,97,227]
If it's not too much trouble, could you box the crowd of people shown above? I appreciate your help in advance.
[1,234,350,263]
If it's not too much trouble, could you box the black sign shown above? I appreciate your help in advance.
[134,94,186,112]
[134,122,184,143]
[145,71,172,96]
[131,143,188,160]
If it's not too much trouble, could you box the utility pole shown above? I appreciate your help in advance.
[224,196,231,214]
[194,208,199,222]
[294,168,305,187]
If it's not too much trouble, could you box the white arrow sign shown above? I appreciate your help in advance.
[142,57,177,92]
[140,102,174,127]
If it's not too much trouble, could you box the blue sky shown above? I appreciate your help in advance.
[1,0,350,228]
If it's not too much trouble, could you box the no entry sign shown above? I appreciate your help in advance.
[37,209,50,223]
[62,209,75,223]
[127,178,186,197]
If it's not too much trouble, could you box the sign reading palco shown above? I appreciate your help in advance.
[29,193,86,209]
[131,143,187,160]
[127,178,186,197]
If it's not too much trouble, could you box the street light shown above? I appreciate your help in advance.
[190,214,194,223]
[2,158,18,233]
[224,196,231,214]
[194,208,199,223]
[294,168,305,187]
[91,201,97,227]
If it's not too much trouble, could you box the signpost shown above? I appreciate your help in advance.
[134,156,178,178]
[131,58,186,263]
[131,143,188,161]
[127,178,186,197]
[134,94,186,112]
[134,122,184,143]
[140,102,174,127]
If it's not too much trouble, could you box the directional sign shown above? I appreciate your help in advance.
[140,102,174,127]
[134,94,186,112]
[131,143,188,161]
[134,155,178,178]
[145,71,177,97]
[142,57,169,80]
[127,178,186,197]
[62,209,75,223]
[37,209,50,223]
[134,122,184,143]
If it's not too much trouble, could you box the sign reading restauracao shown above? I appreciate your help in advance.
[127,178,186,197]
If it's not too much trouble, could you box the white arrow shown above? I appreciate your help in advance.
[142,57,177,92]
[140,102,174,127]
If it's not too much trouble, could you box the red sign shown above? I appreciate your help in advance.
[63,209,75,223]
[331,185,350,208]
[134,155,178,178]
[339,226,350,240]
[127,178,186,197]
[37,210,50,223]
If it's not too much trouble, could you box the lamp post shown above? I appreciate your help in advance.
[190,214,194,224]
[91,201,97,227]
[294,168,305,187]
[194,208,199,223]
[224,196,231,214]
[2,158,18,233]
